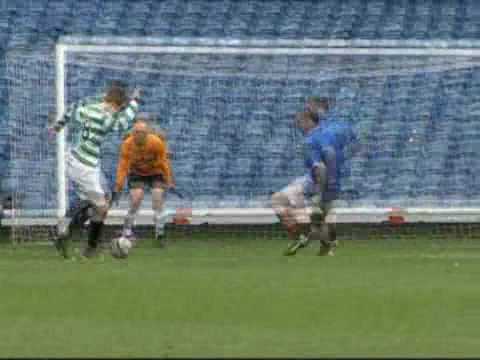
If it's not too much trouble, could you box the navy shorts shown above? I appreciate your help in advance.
[128,174,166,190]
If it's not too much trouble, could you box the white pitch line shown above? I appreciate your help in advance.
[384,252,480,260]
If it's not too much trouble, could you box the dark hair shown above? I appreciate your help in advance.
[297,110,319,125]
[104,85,128,107]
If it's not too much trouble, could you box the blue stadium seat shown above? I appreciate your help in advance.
[178,1,207,37]
[224,3,251,38]
[91,0,123,34]
[250,1,282,39]
[0,10,11,48]
[277,4,306,39]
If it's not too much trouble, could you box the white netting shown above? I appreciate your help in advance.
[4,39,480,233]
[62,45,480,209]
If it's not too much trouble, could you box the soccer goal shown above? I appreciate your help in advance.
[4,37,480,241]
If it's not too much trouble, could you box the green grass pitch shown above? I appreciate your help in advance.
[1,232,480,357]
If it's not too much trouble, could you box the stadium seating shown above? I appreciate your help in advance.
[2,0,480,211]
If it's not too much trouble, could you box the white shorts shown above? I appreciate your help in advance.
[67,152,108,207]
[280,176,310,209]
[278,176,334,224]
[279,176,311,224]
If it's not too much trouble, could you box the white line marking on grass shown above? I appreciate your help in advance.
[385,253,480,260]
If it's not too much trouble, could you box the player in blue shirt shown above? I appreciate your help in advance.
[272,97,357,256]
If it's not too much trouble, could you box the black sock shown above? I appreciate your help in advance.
[79,206,94,230]
[88,221,104,248]
[70,200,92,227]
[328,224,337,243]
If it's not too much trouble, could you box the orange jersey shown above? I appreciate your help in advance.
[115,133,173,192]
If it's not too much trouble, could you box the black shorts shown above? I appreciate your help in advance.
[128,174,166,190]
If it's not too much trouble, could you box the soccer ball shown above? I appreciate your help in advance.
[111,236,133,259]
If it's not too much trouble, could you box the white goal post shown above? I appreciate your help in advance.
[7,36,480,226]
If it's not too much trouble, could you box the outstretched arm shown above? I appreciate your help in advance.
[49,100,84,133]
[111,88,142,133]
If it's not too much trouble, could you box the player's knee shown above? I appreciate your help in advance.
[152,187,164,198]
[99,205,108,216]
[129,199,143,213]
[132,191,144,202]
[92,205,108,221]
[129,188,144,203]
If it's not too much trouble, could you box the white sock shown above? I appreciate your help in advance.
[154,211,167,237]
[122,208,137,237]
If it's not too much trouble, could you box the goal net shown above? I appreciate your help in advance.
[5,37,480,242]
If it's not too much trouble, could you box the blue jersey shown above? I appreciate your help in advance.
[303,113,357,197]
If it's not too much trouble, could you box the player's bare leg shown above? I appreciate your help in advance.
[283,209,311,256]
[272,192,299,238]
[272,191,309,255]
[122,187,144,242]
[152,185,166,247]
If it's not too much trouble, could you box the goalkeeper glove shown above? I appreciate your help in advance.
[47,125,62,142]
[131,87,143,104]
[47,127,56,141]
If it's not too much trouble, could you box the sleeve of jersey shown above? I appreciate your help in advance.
[77,102,105,125]
[115,142,131,193]
[112,99,139,132]
[54,100,89,129]
[53,103,75,129]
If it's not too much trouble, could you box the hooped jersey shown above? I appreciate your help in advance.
[57,95,139,168]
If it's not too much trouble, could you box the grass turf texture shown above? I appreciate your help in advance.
[1,233,480,357]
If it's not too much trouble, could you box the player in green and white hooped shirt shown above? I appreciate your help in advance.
[51,84,141,258]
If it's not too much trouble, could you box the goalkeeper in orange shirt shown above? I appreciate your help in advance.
[112,114,174,246]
